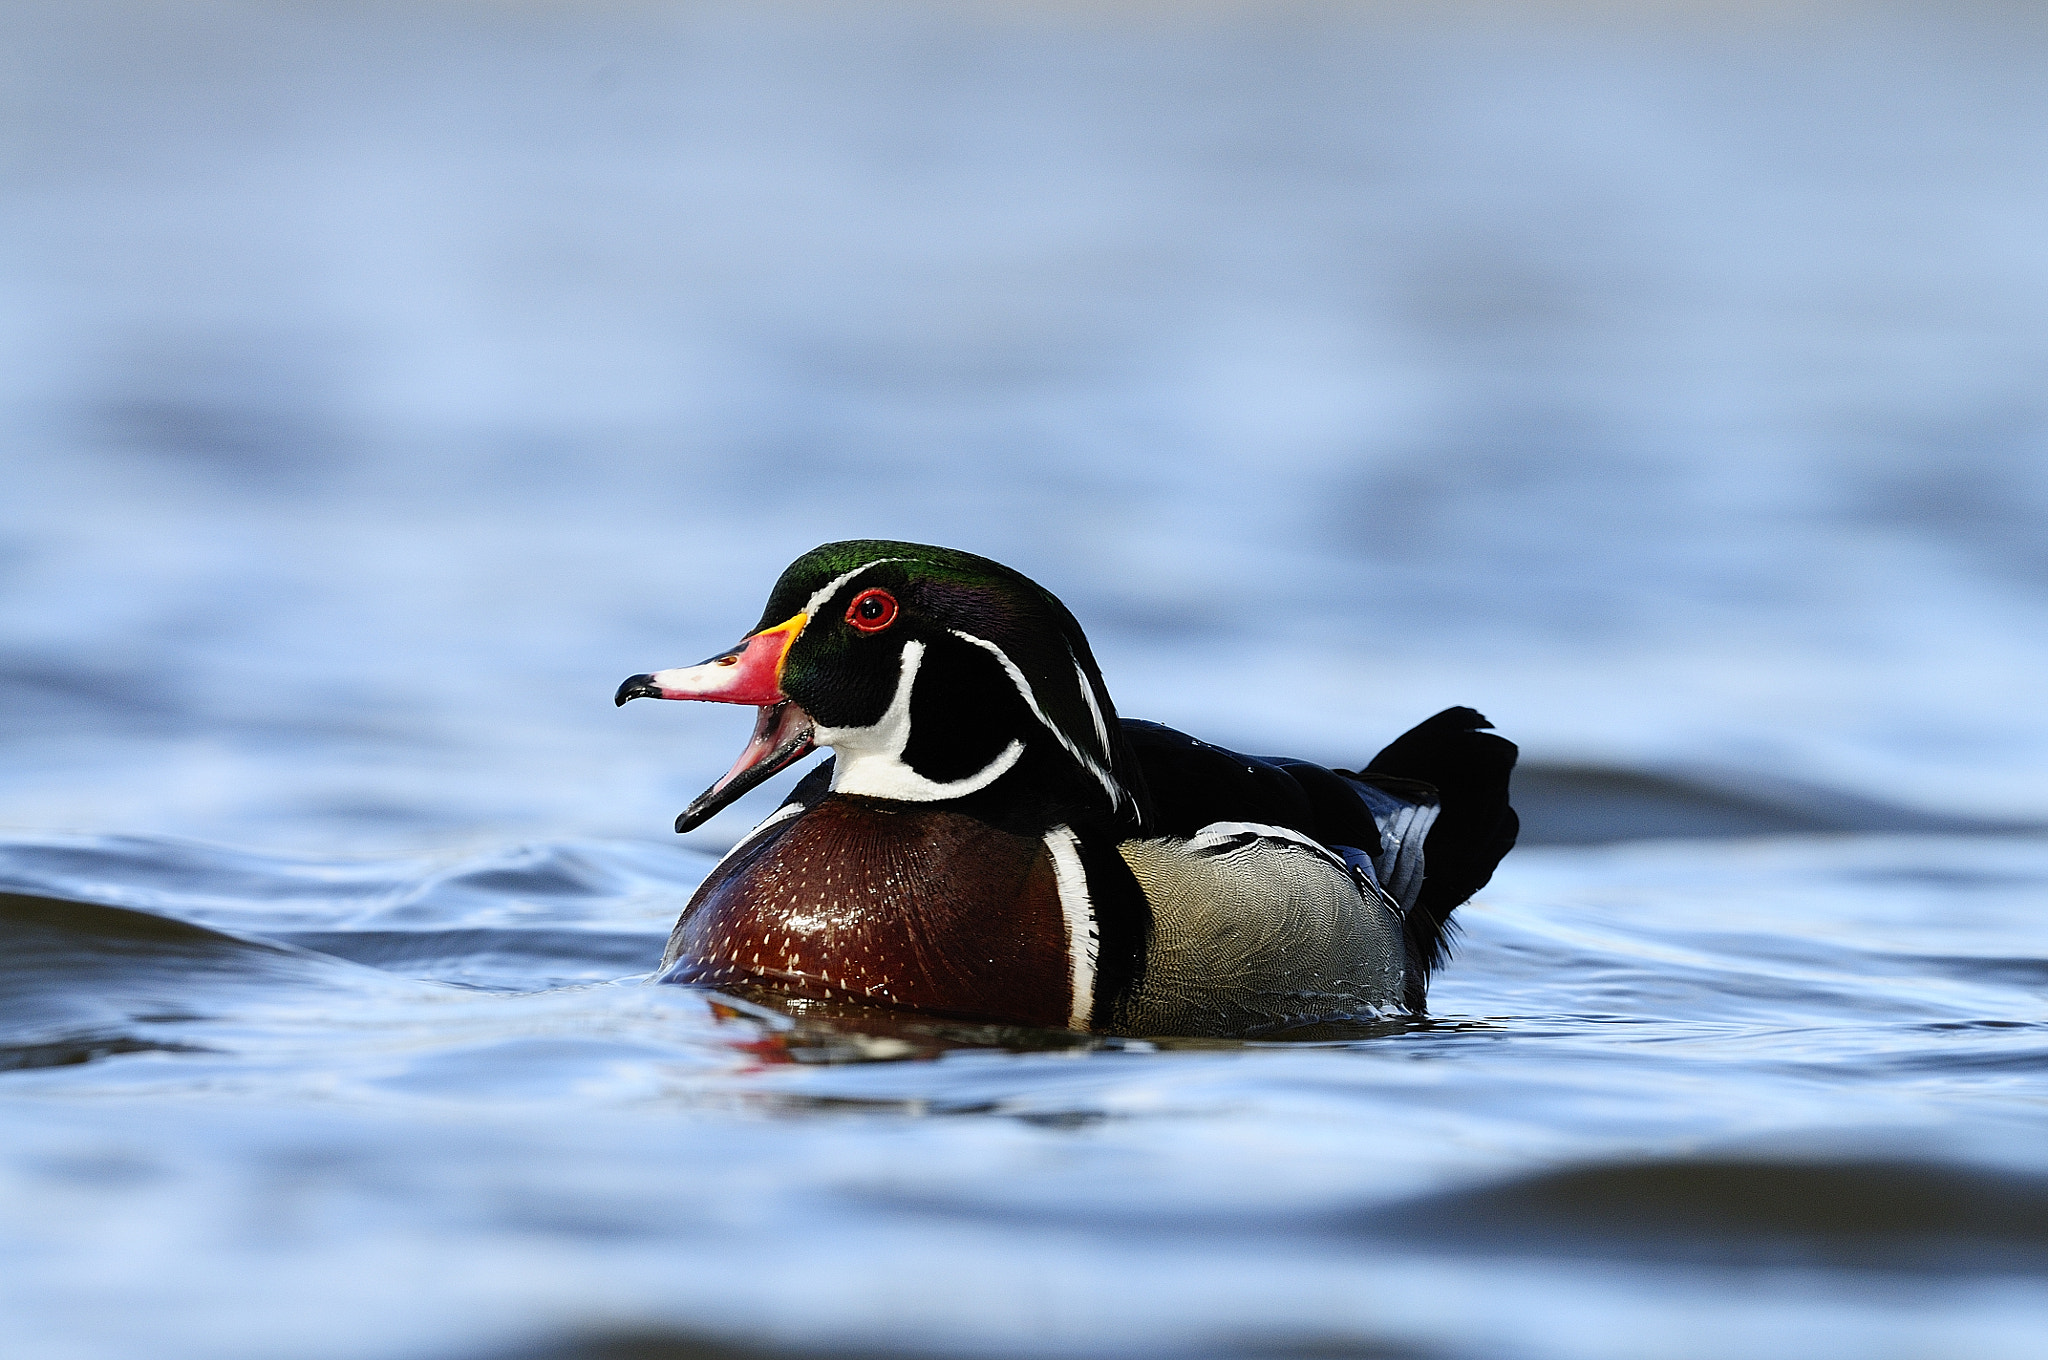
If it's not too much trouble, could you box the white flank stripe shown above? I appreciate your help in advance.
[816,641,1026,801]
[801,557,915,619]
[949,629,1126,811]
[1042,825,1097,1031]
[1184,820,1354,875]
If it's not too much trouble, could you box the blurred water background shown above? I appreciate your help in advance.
[4,3,2047,1358]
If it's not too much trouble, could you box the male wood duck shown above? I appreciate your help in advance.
[617,540,1517,1038]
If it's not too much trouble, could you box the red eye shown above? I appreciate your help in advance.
[845,587,898,633]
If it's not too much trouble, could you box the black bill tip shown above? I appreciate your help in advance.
[615,674,660,706]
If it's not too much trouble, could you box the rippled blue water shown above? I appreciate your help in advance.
[6,831,2047,1360]
[5,3,2048,1358]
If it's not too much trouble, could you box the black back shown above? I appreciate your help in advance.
[1122,708,1518,1009]
[1121,720,1387,855]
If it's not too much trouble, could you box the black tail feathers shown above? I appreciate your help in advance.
[1365,706,1519,1008]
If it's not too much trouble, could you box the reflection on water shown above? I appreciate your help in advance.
[4,2,2048,1358]
[4,830,2047,1360]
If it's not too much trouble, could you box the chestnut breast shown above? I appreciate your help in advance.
[659,795,1076,1029]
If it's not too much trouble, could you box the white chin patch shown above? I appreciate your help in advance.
[814,640,1025,802]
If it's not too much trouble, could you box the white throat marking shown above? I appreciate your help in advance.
[814,640,1025,801]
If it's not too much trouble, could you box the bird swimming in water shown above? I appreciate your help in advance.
[617,541,1517,1038]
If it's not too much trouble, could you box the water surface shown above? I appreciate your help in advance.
[5,4,2048,1357]
[5,829,2046,1360]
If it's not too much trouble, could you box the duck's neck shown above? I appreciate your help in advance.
[807,635,1140,839]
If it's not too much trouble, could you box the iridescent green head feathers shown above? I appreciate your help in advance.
[621,541,1149,834]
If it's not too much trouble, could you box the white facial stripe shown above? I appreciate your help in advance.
[1070,650,1113,761]
[815,640,1026,801]
[801,557,915,621]
[1042,825,1097,1031]
[1184,820,1354,876]
[948,629,1126,812]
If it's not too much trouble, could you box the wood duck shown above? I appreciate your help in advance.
[617,541,1517,1038]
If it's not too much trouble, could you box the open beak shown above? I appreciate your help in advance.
[670,699,815,833]
[616,613,818,832]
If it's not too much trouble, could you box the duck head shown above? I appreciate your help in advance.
[618,540,1149,835]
